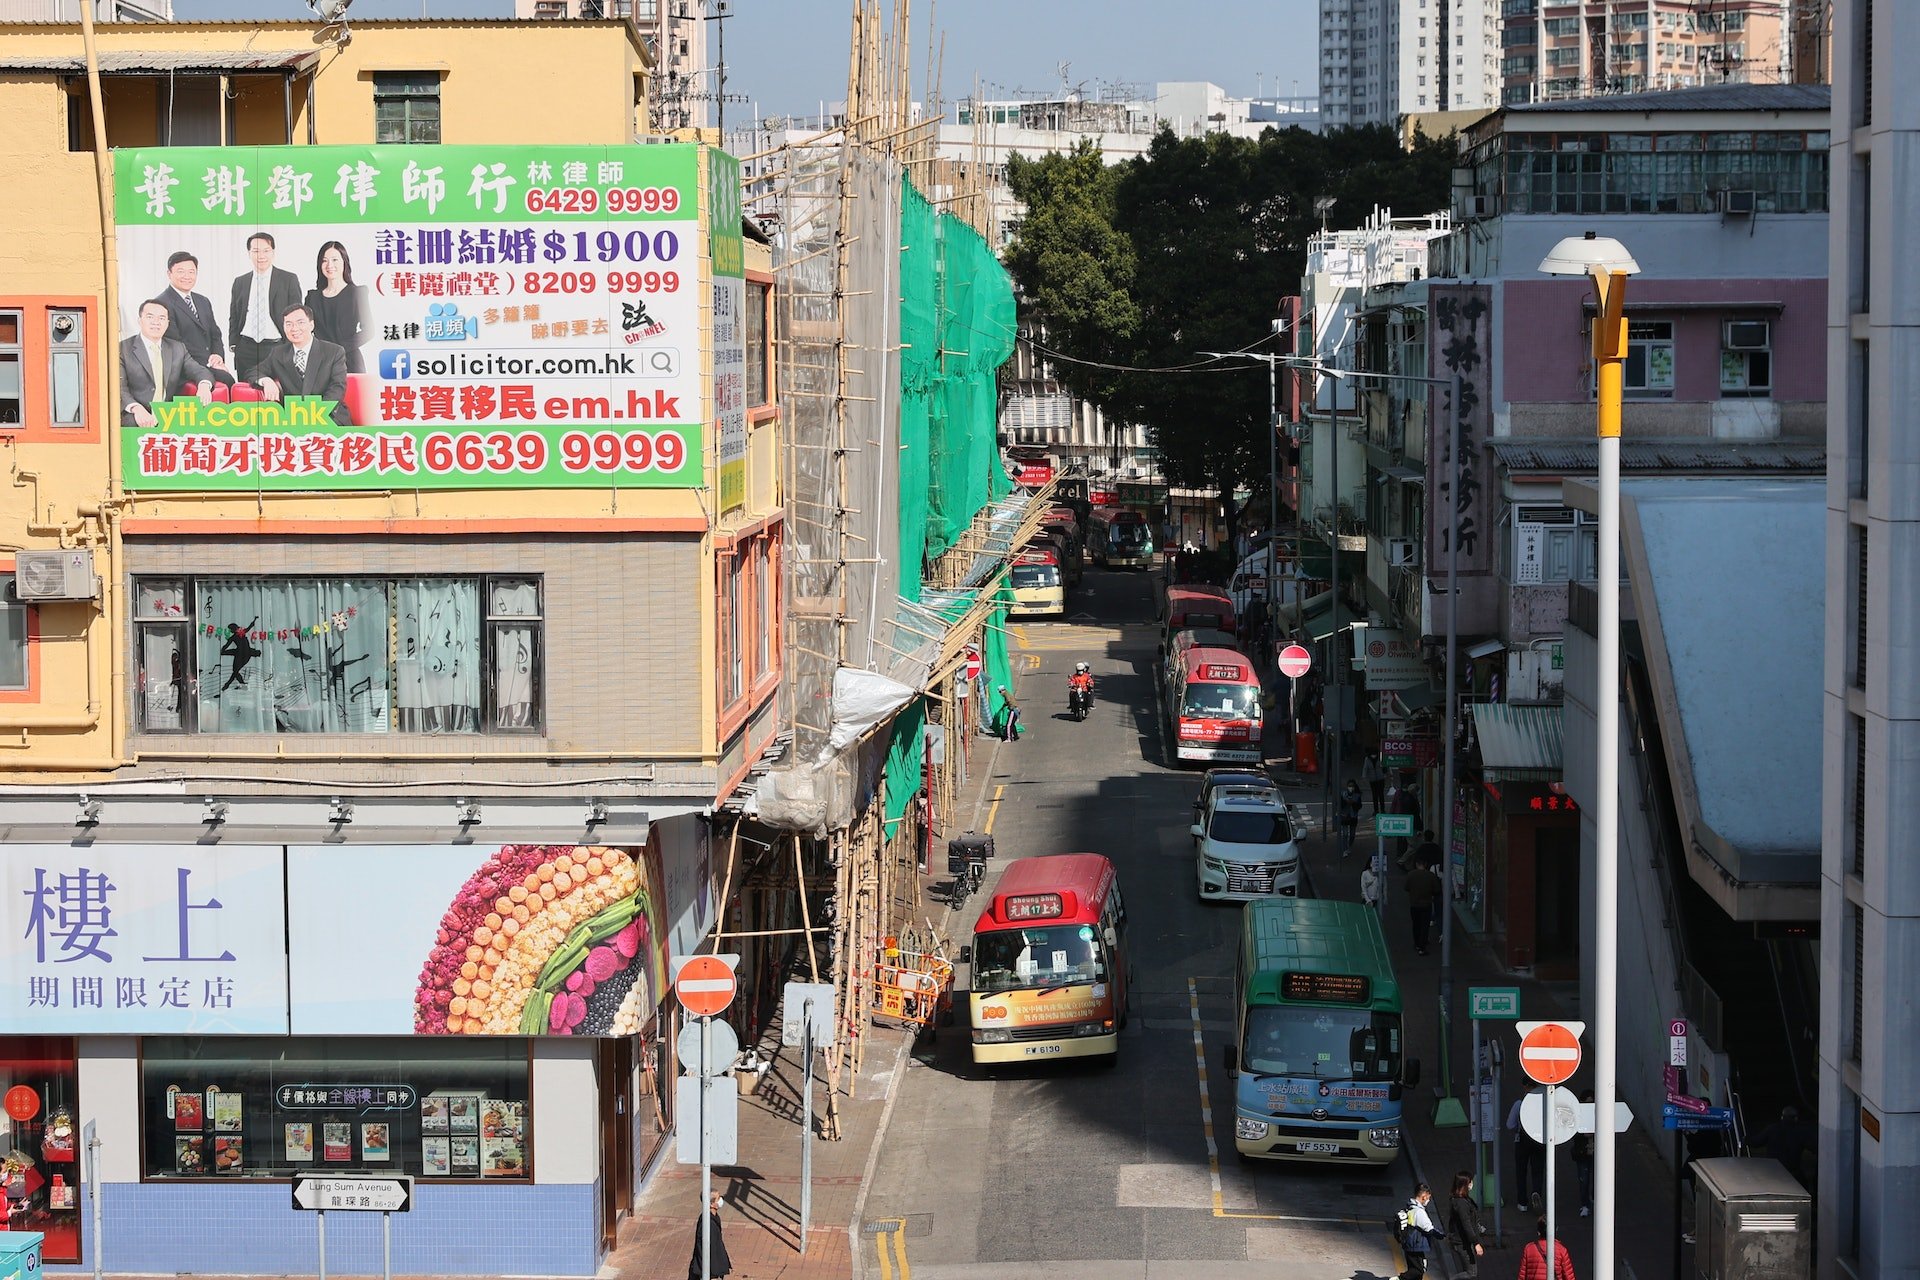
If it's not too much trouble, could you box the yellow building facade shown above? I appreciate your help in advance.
[0,19,778,1272]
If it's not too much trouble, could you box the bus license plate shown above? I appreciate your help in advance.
[1295,1141,1341,1155]
[1023,1044,1062,1056]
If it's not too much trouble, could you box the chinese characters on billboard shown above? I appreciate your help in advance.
[112,144,726,491]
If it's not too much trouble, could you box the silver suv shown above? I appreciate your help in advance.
[1191,789,1300,901]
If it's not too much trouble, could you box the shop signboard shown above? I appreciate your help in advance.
[1355,627,1428,692]
[0,845,290,1033]
[113,143,721,491]
[286,842,670,1037]
[1379,735,1440,769]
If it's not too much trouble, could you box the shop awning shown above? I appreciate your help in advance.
[0,50,320,73]
[1300,597,1366,644]
[1470,703,1564,781]
[1295,535,1366,581]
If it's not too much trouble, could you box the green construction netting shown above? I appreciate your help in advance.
[898,178,1017,603]
[880,695,928,834]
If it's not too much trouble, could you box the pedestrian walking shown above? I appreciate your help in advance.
[996,684,1022,742]
[1573,1090,1596,1216]
[1362,752,1387,814]
[1447,1171,1486,1279]
[1338,780,1363,856]
[1404,827,1442,873]
[1394,1181,1445,1280]
[686,1192,731,1279]
[1361,862,1381,911]
[1506,1097,1546,1213]
[1404,858,1441,955]
[1517,1217,1577,1280]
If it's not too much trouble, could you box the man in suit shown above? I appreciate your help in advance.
[153,251,232,382]
[228,231,302,382]
[258,304,352,425]
[121,298,216,427]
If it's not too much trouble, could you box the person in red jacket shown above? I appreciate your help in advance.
[1517,1217,1577,1280]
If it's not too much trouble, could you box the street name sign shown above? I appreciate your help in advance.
[292,1173,412,1213]
[1662,1103,1734,1132]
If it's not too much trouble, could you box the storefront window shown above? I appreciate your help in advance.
[141,1037,530,1182]
[0,1036,83,1263]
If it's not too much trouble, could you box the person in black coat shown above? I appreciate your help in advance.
[1448,1170,1486,1278]
[257,305,353,426]
[686,1192,731,1279]
[229,231,304,382]
[152,251,233,382]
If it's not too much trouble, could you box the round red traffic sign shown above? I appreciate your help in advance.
[1518,1022,1582,1086]
[674,955,737,1018]
[1277,644,1312,679]
[964,645,982,681]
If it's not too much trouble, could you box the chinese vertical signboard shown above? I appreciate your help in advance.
[1425,284,1494,576]
[707,148,748,512]
[0,846,290,1033]
[113,144,732,491]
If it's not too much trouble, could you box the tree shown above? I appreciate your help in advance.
[1002,122,1459,539]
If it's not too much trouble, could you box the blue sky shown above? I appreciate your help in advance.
[173,0,1318,118]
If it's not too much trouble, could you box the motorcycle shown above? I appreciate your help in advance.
[1069,683,1093,721]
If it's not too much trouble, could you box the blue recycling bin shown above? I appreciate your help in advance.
[0,1232,44,1280]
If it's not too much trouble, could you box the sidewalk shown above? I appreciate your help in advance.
[620,711,1010,1280]
[1278,754,1680,1280]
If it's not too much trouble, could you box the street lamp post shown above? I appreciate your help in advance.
[1539,230,1639,1280]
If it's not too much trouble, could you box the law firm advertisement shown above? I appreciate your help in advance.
[113,143,731,492]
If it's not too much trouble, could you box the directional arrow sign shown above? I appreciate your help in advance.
[292,1173,412,1213]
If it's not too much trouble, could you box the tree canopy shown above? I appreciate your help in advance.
[1003,124,1457,510]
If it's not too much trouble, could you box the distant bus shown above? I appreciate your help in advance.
[1009,544,1067,619]
[963,853,1131,1066]
[1088,508,1154,569]
[1168,645,1262,764]
[1226,898,1414,1166]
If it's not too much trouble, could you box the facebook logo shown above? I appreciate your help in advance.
[378,350,413,379]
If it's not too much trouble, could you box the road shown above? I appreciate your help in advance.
[859,566,1410,1280]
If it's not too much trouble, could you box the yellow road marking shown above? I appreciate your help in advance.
[1012,625,1030,649]
[871,1219,911,1280]
[1023,654,1042,670]
[984,785,1005,835]
[1187,975,1386,1227]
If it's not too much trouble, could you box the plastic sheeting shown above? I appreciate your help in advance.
[828,667,919,754]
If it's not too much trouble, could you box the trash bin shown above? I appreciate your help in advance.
[1691,1156,1812,1280]
[0,1232,44,1280]
[1294,732,1318,774]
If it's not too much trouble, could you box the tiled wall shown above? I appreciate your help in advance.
[52,1179,601,1277]
[123,533,704,770]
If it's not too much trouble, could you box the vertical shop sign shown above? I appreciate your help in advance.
[0,845,290,1033]
[708,148,747,512]
[113,144,729,491]
[1427,284,1494,574]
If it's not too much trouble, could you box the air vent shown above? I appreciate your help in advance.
[1737,1213,1801,1233]
[14,549,98,602]
[1853,714,1866,878]
[1851,905,1864,1065]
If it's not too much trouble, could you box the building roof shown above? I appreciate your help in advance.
[1470,703,1563,781]
[1622,478,1823,887]
[1490,439,1826,474]
[1506,84,1831,115]
[0,49,318,72]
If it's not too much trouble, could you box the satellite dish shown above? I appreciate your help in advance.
[309,0,353,22]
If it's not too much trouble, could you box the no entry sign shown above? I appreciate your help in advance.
[1278,645,1312,679]
[1516,1019,1585,1086]
[675,955,738,1018]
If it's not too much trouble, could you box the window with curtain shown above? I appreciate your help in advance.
[746,281,770,407]
[134,576,543,735]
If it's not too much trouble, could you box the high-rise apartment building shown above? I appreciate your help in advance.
[1320,0,1501,130]
[516,0,712,130]
[1821,2,1918,1276]
[1498,0,1791,105]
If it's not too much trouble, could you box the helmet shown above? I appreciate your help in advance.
[1075,662,1090,674]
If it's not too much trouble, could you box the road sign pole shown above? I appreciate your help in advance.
[382,1209,392,1280]
[800,1000,814,1254]
[1491,1042,1504,1244]
[700,1013,712,1280]
[1472,1018,1485,1205]
[1544,1084,1557,1280]
[317,1209,327,1280]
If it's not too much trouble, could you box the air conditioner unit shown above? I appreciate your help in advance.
[1466,194,1496,220]
[14,549,98,602]
[1387,537,1418,568]
[1724,319,1771,350]
[1719,189,1756,216]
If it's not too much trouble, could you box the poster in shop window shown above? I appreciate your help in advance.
[284,1123,314,1163]
[111,143,726,493]
[285,843,668,1037]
